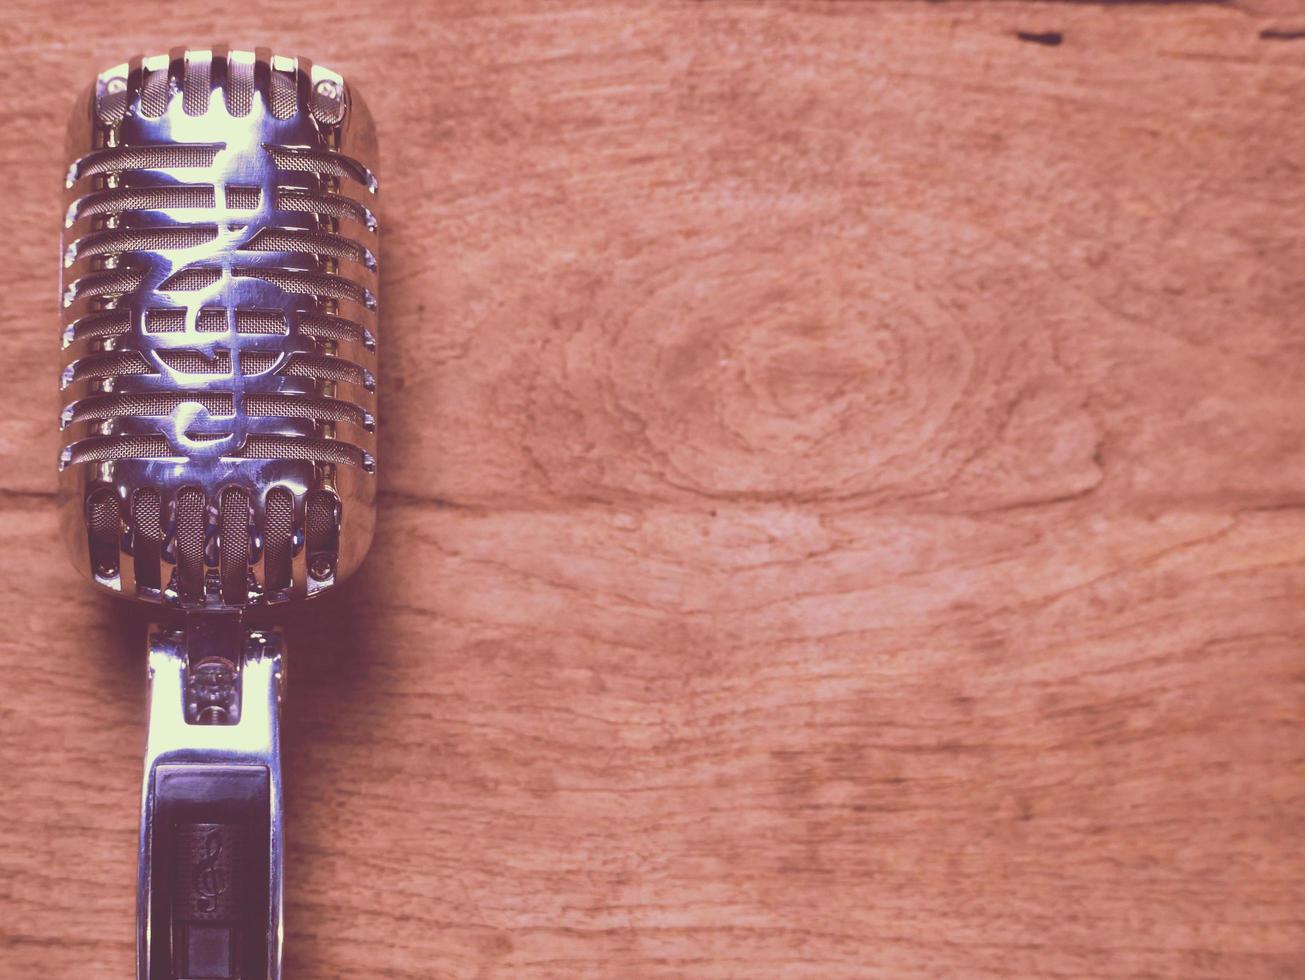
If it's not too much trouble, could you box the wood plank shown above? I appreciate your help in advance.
[1,2,1303,977]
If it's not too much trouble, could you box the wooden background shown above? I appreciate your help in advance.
[2,1,1304,977]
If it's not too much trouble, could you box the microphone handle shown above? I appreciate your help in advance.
[138,612,286,980]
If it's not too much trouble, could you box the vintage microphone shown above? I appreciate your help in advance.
[57,47,379,980]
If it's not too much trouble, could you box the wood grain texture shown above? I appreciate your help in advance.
[2,1,1304,977]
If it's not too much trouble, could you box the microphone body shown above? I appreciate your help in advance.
[58,47,379,980]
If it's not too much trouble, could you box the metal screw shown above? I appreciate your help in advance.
[196,705,229,725]
[309,554,335,581]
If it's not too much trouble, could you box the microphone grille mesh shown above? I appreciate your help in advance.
[72,226,218,260]
[131,489,163,592]
[225,56,255,117]
[154,349,230,374]
[140,67,170,118]
[270,66,297,120]
[61,48,379,607]
[70,308,132,341]
[234,310,288,334]
[182,56,210,117]
[67,351,155,382]
[237,435,369,469]
[87,489,120,577]
[75,144,220,179]
[74,185,217,220]
[133,490,164,540]
[175,487,206,600]
[219,487,251,603]
[68,435,173,466]
[263,487,294,595]
[69,392,234,424]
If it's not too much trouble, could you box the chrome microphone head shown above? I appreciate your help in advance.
[59,47,379,610]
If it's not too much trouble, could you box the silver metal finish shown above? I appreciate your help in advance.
[56,48,380,980]
[59,47,379,608]
[139,624,285,979]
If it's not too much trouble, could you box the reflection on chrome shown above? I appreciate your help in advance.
[57,49,380,980]
[59,47,380,610]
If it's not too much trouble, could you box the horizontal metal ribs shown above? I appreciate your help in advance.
[60,53,378,470]
[61,47,378,606]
